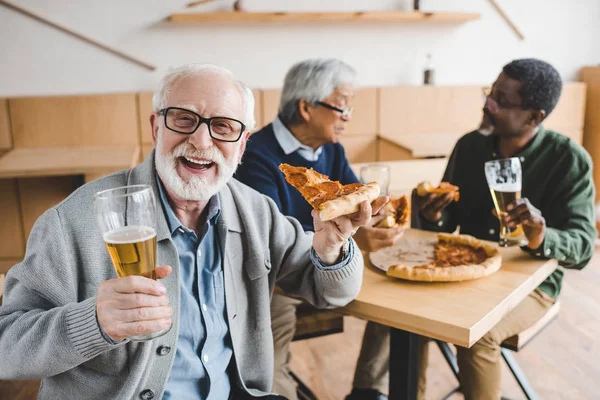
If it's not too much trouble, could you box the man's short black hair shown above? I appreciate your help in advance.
[502,58,562,118]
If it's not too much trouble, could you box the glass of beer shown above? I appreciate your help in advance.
[360,164,390,195]
[484,158,528,247]
[94,184,170,341]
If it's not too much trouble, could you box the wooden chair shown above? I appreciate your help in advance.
[290,303,345,400]
[437,301,561,400]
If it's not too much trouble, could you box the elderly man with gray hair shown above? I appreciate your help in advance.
[0,63,385,399]
[236,58,402,400]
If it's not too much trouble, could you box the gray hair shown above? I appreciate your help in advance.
[152,63,256,131]
[278,58,357,125]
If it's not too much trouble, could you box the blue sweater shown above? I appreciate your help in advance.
[235,123,359,231]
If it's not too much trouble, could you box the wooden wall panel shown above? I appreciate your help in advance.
[380,86,482,137]
[9,93,139,148]
[346,88,378,136]
[0,179,25,259]
[0,99,12,150]
[378,137,418,161]
[262,89,280,128]
[0,259,21,275]
[18,177,77,240]
[138,92,154,145]
[580,67,600,201]
[544,82,586,144]
[339,135,377,163]
[142,144,154,160]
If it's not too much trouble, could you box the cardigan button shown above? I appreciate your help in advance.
[156,345,171,356]
[140,389,155,399]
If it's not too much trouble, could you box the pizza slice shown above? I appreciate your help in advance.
[279,163,380,221]
[375,195,410,229]
[416,181,460,202]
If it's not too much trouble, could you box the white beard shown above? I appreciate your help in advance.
[155,132,239,201]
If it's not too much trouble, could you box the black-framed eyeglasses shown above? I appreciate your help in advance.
[316,101,353,119]
[159,107,246,142]
[482,87,524,109]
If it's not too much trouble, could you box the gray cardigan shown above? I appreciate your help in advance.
[0,153,363,399]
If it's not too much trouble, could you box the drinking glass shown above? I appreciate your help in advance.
[484,158,528,247]
[94,184,170,341]
[360,164,390,195]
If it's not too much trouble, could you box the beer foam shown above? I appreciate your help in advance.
[104,225,156,244]
[489,182,521,192]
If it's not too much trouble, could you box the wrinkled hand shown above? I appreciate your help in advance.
[414,189,455,223]
[503,198,546,250]
[353,213,404,252]
[313,196,389,264]
[97,265,173,342]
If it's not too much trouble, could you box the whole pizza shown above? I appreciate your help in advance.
[370,232,502,282]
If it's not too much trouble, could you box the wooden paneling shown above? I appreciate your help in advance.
[0,260,20,275]
[0,146,140,179]
[580,67,600,201]
[544,82,586,144]
[142,144,154,160]
[378,137,417,161]
[261,89,280,127]
[18,177,77,240]
[138,92,154,145]
[9,93,139,148]
[0,99,12,150]
[0,179,25,259]
[346,88,378,136]
[339,135,377,163]
[380,86,482,138]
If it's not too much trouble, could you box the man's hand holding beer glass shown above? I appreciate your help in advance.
[502,198,546,250]
[96,265,173,343]
[94,184,173,341]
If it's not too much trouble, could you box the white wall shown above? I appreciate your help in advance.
[0,0,598,96]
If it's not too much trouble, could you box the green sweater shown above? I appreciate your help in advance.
[418,127,596,298]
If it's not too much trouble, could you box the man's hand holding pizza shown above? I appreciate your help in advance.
[312,196,389,264]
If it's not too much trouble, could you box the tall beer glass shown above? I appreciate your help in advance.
[94,184,169,341]
[484,158,528,247]
[360,164,390,195]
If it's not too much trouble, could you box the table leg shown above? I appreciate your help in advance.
[389,328,421,400]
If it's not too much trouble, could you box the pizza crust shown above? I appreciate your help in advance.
[318,182,380,221]
[385,233,502,282]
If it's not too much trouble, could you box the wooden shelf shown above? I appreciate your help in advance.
[168,11,481,23]
[0,146,140,179]
[379,132,462,158]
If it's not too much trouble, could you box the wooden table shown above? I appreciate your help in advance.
[342,229,558,400]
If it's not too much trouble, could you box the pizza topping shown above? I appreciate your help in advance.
[433,242,488,268]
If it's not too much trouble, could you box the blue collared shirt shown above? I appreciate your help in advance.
[272,116,323,161]
[157,179,232,400]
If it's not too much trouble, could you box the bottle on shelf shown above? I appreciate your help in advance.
[414,0,421,11]
[423,53,435,85]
